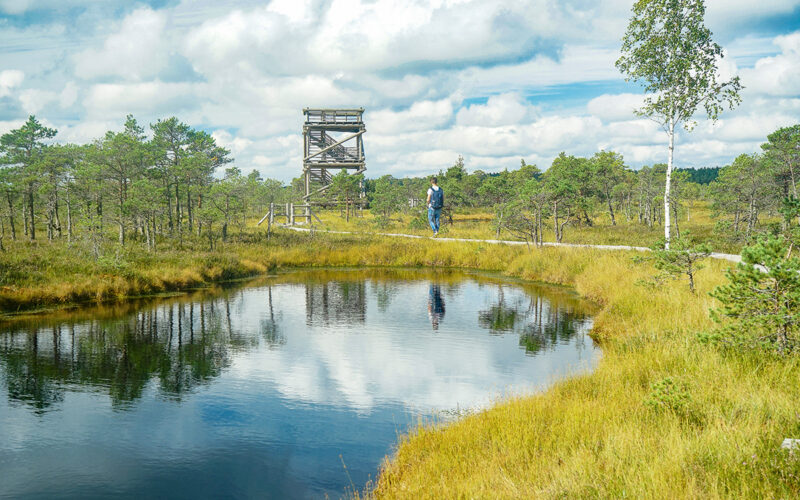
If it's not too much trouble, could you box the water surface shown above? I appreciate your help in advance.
[0,269,597,499]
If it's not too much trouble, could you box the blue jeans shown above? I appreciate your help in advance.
[428,207,441,233]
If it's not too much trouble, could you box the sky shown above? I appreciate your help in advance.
[0,0,799,181]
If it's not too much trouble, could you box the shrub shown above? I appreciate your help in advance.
[636,233,711,292]
[645,377,692,417]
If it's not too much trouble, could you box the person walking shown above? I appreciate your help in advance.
[426,177,444,236]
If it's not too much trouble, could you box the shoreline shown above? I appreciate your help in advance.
[0,229,631,317]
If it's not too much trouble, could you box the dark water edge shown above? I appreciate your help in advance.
[0,268,598,499]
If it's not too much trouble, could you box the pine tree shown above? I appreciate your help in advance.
[650,232,711,292]
[710,236,800,355]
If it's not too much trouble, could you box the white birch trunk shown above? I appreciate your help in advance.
[664,116,675,249]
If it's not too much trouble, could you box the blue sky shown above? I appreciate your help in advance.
[1,0,799,181]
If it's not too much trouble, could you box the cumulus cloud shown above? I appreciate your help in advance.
[55,119,120,144]
[587,93,645,122]
[180,0,629,81]
[83,81,200,118]
[739,32,800,97]
[212,129,253,156]
[182,8,304,78]
[458,45,621,95]
[59,82,79,108]
[0,119,27,136]
[266,0,314,24]
[352,74,434,101]
[18,88,58,114]
[0,70,24,98]
[456,93,538,127]
[74,8,170,81]
[370,98,455,134]
[0,0,31,14]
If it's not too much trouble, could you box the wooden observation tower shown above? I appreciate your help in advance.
[302,108,366,202]
[258,108,366,228]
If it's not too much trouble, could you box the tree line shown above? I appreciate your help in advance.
[0,115,289,253]
[1,114,797,253]
[363,152,698,243]
[709,125,800,242]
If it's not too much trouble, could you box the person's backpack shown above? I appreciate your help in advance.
[431,187,444,209]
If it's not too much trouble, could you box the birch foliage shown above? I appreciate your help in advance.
[616,0,742,248]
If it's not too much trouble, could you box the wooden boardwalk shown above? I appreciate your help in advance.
[282,226,742,264]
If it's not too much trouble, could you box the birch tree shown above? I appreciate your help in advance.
[616,0,742,248]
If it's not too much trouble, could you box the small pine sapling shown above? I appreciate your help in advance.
[645,377,692,416]
[648,232,712,292]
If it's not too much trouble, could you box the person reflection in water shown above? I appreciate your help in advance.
[428,284,446,330]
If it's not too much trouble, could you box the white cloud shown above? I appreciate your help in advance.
[702,113,795,142]
[18,88,58,114]
[739,32,800,97]
[603,119,661,146]
[456,93,537,127]
[587,93,645,122]
[180,0,627,81]
[183,8,298,77]
[459,45,621,95]
[55,120,119,144]
[74,8,169,81]
[212,129,253,156]
[370,98,455,134]
[83,81,199,118]
[0,0,31,14]
[0,119,26,136]
[59,82,79,108]
[354,74,434,101]
[0,69,24,98]
[266,0,313,24]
